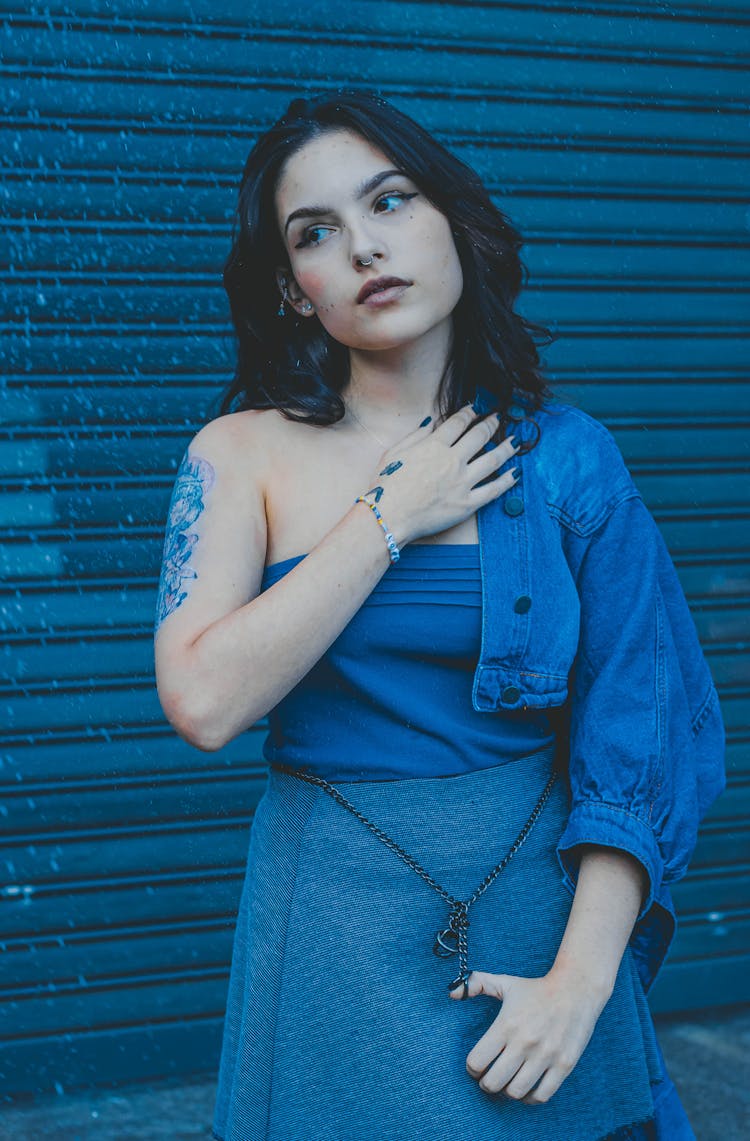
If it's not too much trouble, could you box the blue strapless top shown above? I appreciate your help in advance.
[260,544,555,781]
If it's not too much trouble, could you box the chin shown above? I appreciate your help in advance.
[339,312,454,352]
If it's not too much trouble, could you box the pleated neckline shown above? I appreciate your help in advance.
[262,542,480,589]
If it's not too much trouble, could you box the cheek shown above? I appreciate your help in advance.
[423,229,462,291]
[296,271,325,300]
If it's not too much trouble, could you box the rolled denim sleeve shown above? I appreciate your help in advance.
[556,492,727,988]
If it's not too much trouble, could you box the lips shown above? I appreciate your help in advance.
[357,276,412,304]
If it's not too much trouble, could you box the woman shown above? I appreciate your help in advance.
[154,90,725,1140]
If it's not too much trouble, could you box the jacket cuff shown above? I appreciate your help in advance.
[556,801,664,923]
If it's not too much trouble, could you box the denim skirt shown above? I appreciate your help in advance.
[212,741,686,1141]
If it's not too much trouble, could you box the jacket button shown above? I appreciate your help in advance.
[514,594,532,614]
[501,685,521,704]
[505,496,524,516]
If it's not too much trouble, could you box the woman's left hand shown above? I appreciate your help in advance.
[450,966,611,1105]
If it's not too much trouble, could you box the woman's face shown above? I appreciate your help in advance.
[274,128,464,351]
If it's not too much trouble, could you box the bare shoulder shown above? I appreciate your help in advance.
[187,407,284,482]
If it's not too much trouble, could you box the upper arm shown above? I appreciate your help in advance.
[153,410,269,684]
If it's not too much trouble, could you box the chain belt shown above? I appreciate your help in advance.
[269,759,558,1000]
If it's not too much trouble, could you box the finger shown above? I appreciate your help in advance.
[469,465,520,509]
[388,412,438,449]
[475,1047,526,1095]
[453,411,504,456]
[521,1064,569,1105]
[461,970,506,1000]
[502,1059,548,1101]
[466,441,520,487]
[436,404,488,446]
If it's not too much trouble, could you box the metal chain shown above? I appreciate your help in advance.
[270,760,558,998]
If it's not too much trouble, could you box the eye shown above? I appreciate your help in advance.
[374,190,418,213]
[295,224,333,250]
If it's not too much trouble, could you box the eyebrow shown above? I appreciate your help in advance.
[284,168,408,236]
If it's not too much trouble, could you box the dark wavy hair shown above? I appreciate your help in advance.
[218,88,556,439]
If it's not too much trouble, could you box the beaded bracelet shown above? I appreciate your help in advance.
[354,495,401,563]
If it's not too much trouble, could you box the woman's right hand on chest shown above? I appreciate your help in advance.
[366,404,521,546]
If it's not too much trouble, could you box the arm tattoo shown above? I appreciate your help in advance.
[155,451,216,634]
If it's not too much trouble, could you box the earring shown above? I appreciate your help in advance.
[277,284,289,318]
[301,302,313,313]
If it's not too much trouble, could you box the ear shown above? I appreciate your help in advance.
[275,265,315,317]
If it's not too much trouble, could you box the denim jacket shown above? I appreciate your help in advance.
[470,384,727,993]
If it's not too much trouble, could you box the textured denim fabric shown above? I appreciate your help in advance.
[470,386,727,994]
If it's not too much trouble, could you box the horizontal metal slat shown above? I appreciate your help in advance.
[0,435,188,479]
[546,334,750,374]
[686,821,750,870]
[0,1016,224,1097]
[2,921,235,991]
[2,22,744,108]
[5,2,749,66]
[0,868,245,941]
[1,681,170,736]
[3,769,262,835]
[0,725,265,783]
[2,818,256,885]
[1,330,232,376]
[649,951,750,1012]
[3,76,739,140]
[664,910,750,963]
[0,581,159,634]
[0,381,219,428]
[4,117,749,193]
[4,176,749,239]
[0,968,228,1039]
[5,0,749,36]
[0,485,173,528]
[671,867,750,915]
[556,380,750,419]
[702,779,750,822]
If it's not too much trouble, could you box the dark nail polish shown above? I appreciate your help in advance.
[512,466,522,480]
[419,415,432,427]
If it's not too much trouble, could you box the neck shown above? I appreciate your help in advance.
[343,315,454,427]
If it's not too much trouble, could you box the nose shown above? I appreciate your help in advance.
[353,250,382,270]
[349,214,386,270]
